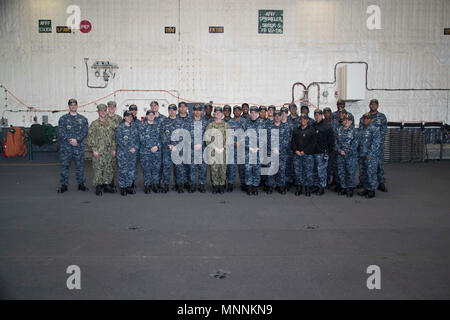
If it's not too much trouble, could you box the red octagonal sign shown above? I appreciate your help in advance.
[79,20,92,33]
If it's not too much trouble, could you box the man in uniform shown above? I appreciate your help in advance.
[288,103,299,128]
[57,98,89,193]
[266,110,290,194]
[160,104,181,193]
[223,105,232,122]
[332,99,354,123]
[116,111,140,196]
[106,100,122,191]
[177,101,191,190]
[335,113,358,197]
[244,106,265,195]
[267,105,276,123]
[88,104,117,196]
[139,110,162,194]
[291,114,315,196]
[203,103,214,122]
[188,104,208,193]
[150,100,167,124]
[281,106,295,189]
[312,109,334,195]
[359,98,388,192]
[241,103,250,119]
[358,112,382,199]
[226,105,246,192]
[205,106,232,194]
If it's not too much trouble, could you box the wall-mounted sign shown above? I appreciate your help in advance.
[209,26,224,33]
[56,26,71,33]
[258,10,283,34]
[38,19,52,33]
[80,20,92,33]
[445,28,450,35]
[165,26,176,33]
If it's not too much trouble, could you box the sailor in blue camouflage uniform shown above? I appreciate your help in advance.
[335,113,358,197]
[177,101,191,191]
[332,99,354,124]
[329,109,348,193]
[266,110,290,194]
[225,105,246,192]
[286,103,299,188]
[359,98,388,192]
[257,106,269,190]
[57,98,89,193]
[291,114,315,196]
[160,104,181,193]
[150,100,167,124]
[312,109,334,195]
[244,106,266,195]
[139,110,161,194]
[116,110,140,196]
[188,104,208,193]
[129,104,140,126]
[323,107,335,186]
[358,112,382,199]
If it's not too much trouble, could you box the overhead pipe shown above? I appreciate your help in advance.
[291,82,307,104]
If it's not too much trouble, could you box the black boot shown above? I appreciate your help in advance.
[103,184,115,193]
[177,184,184,193]
[220,185,226,194]
[212,186,217,194]
[311,186,319,194]
[377,183,388,192]
[227,184,234,192]
[95,185,103,196]
[295,185,303,196]
[131,181,136,190]
[247,186,252,195]
[280,186,287,195]
[366,190,375,198]
[334,183,341,193]
[305,186,311,197]
[78,184,88,191]
[358,189,369,196]
[57,185,68,193]
[144,185,150,194]
[189,184,196,193]
[346,188,353,197]
[338,187,347,195]
[184,182,190,190]
[120,188,127,196]
[241,184,247,192]
[317,187,325,196]
[152,184,160,193]
[356,183,363,189]
[163,184,169,193]
[266,186,273,194]
[253,186,258,195]
[199,184,206,193]
[127,186,135,194]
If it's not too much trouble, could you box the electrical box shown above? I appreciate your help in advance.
[337,64,366,101]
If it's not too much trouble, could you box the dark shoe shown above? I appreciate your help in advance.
[356,183,363,189]
[126,187,136,194]
[311,186,319,194]
[338,188,347,196]
[295,185,303,196]
[378,183,388,192]
[189,184,196,193]
[334,184,341,193]
[266,186,273,194]
[220,185,226,194]
[131,181,136,189]
[152,184,160,193]
[366,190,375,198]
[253,186,258,195]
[163,184,169,193]
[95,185,103,196]
[305,186,311,197]
[78,184,88,191]
[199,184,206,193]
[57,185,68,193]
[212,186,217,194]
[226,184,234,192]
[144,185,150,194]
[120,188,127,196]
[358,189,369,196]
[247,186,252,195]
[177,184,184,193]
[346,188,353,197]
[103,184,116,193]
[280,186,287,195]
[317,187,325,196]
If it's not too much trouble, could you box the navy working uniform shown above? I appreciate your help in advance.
[358,113,382,194]
[291,114,315,196]
[335,114,358,194]
[188,105,208,190]
[227,114,246,189]
[139,112,162,190]
[116,114,140,190]
[312,109,334,193]
[58,105,88,187]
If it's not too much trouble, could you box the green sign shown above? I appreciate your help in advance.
[39,19,52,33]
[258,10,283,34]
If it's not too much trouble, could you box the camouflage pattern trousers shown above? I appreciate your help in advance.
[92,151,115,185]
[210,163,227,186]
[293,154,314,187]
[60,146,85,185]
[118,152,137,188]
[337,154,357,189]
[359,156,378,191]
[313,153,329,189]
[140,152,162,186]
